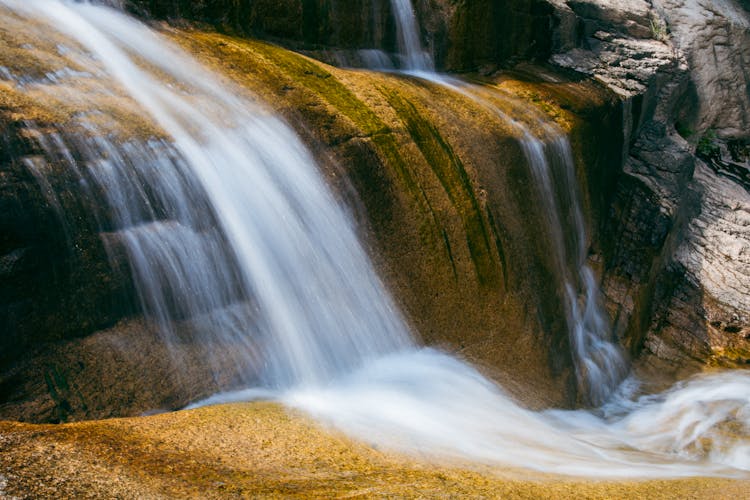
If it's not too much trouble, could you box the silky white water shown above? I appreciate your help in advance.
[390,0,434,71]
[376,5,629,404]
[2,0,412,388]
[3,0,749,479]
[518,128,629,405]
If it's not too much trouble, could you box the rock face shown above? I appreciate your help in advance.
[0,121,135,367]
[2,0,748,423]
[0,6,623,421]
[128,0,398,55]
[127,0,557,71]
[655,0,750,137]
[438,0,555,71]
[548,0,750,373]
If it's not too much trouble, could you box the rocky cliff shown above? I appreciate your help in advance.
[547,0,750,375]
[0,4,624,421]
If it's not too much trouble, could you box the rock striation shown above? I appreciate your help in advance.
[547,0,750,372]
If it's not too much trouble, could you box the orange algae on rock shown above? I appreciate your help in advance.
[1,402,749,498]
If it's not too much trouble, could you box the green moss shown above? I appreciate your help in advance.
[186,33,436,218]
[485,207,508,290]
[709,346,750,368]
[204,37,407,174]
[379,87,499,287]
[43,365,72,422]
[675,122,694,140]
[441,228,458,282]
[180,32,451,260]
[697,129,720,160]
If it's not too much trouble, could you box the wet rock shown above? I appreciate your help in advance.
[128,0,397,54]
[128,0,558,72]
[0,122,135,367]
[0,318,257,422]
[5,0,747,420]
[440,0,555,71]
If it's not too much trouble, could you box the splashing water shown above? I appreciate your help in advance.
[2,0,749,479]
[286,350,750,477]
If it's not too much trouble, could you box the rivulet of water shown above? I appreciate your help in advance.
[519,128,628,405]
[382,0,627,404]
[389,0,434,72]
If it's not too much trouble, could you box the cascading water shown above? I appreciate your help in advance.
[389,0,434,72]
[518,127,628,405]
[385,0,627,404]
[430,83,630,405]
[2,0,750,479]
[1,0,411,390]
[285,0,750,476]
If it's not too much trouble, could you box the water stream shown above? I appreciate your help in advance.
[2,0,749,479]
[390,0,434,71]
[386,0,628,404]
[1,0,411,390]
[520,126,629,405]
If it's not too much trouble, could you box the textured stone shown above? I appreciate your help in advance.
[1,403,748,498]
[654,0,750,137]
[549,0,750,371]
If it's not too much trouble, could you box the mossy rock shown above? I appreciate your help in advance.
[1,12,623,420]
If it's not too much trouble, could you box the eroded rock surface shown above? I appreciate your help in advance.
[548,0,750,371]
[655,0,750,137]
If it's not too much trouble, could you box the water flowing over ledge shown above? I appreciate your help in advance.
[1,0,412,390]
[1,0,749,480]
[385,0,628,405]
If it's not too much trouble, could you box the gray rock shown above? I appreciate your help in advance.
[549,0,750,371]
[654,0,750,138]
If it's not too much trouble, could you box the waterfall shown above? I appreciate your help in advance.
[382,0,627,403]
[2,0,750,479]
[389,0,434,72]
[519,130,628,405]
[2,0,411,389]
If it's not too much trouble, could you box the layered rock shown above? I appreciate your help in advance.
[439,0,555,71]
[547,0,750,373]
[655,0,750,137]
